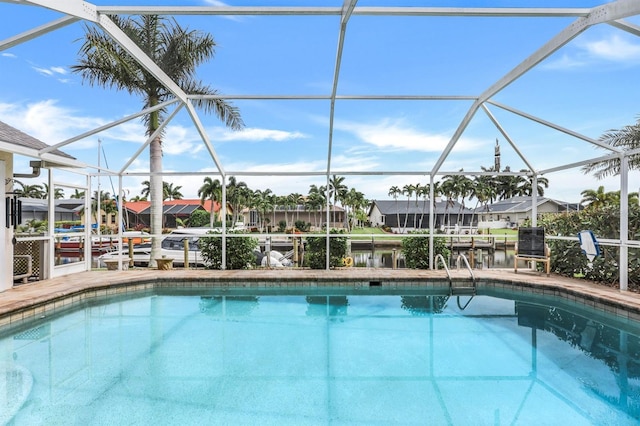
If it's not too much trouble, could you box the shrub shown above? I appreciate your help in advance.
[294,220,310,232]
[199,230,259,270]
[401,231,451,269]
[536,205,640,286]
[188,210,210,227]
[306,230,348,269]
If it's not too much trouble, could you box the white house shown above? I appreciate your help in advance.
[475,196,579,228]
[0,120,84,291]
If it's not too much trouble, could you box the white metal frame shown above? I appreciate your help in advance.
[2,1,640,288]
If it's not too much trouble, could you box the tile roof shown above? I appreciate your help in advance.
[123,199,224,214]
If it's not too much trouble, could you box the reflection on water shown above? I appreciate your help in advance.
[351,248,516,269]
[305,296,349,317]
[400,295,449,314]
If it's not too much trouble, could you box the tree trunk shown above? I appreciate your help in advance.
[149,135,163,267]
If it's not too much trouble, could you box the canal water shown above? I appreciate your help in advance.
[57,248,515,270]
[350,248,516,269]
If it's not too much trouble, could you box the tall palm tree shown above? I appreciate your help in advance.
[470,169,498,227]
[308,185,325,229]
[582,117,640,179]
[388,185,401,231]
[252,189,273,232]
[328,175,348,227]
[402,183,416,232]
[198,177,222,227]
[440,174,463,228]
[73,15,244,264]
[344,188,367,231]
[416,183,429,229]
[226,176,248,225]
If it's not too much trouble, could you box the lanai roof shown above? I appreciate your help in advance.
[0,120,82,168]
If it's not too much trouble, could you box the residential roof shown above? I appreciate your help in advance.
[0,120,78,164]
[164,204,202,215]
[477,196,575,214]
[123,201,150,214]
[123,199,225,214]
[19,198,83,214]
[371,200,474,215]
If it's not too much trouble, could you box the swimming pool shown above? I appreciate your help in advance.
[1,287,639,425]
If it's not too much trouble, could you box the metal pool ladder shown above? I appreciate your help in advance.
[435,254,476,306]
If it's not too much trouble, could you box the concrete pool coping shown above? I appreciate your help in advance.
[1,268,640,330]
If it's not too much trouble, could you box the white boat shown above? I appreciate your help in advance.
[99,228,209,267]
[99,228,295,268]
[260,250,293,267]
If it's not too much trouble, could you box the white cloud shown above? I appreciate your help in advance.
[541,53,587,70]
[32,66,53,76]
[211,126,307,142]
[543,34,640,70]
[1,52,16,58]
[583,34,640,62]
[162,125,206,155]
[335,118,481,153]
[31,65,68,78]
[0,100,105,147]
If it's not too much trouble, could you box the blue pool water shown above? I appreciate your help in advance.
[0,288,639,425]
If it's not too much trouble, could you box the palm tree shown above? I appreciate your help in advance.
[252,189,273,232]
[73,15,244,264]
[440,174,462,228]
[42,183,65,199]
[14,182,45,199]
[580,186,618,209]
[402,183,416,232]
[307,185,325,229]
[416,183,429,229]
[470,169,498,227]
[70,189,85,199]
[327,175,347,226]
[496,167,526,200]
[519,171,549,197]
[582,117,640,179]
[344,188,367,230]
[164,182,183,201]
[329,175,348,227]
[140,180,152,201]
[388,185,401,231]
[608,190,640,207]
[226,176,248,226]
[198,177,222,227]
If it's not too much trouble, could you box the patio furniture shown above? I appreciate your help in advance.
[514,227,550,276]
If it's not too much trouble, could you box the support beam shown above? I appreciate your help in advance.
[481,104,536,172]
[0,16,78,51]
[620,154,629,291]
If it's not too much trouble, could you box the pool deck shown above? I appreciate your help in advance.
[2,267,640,329]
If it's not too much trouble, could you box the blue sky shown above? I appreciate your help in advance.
[1,1,640,205]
